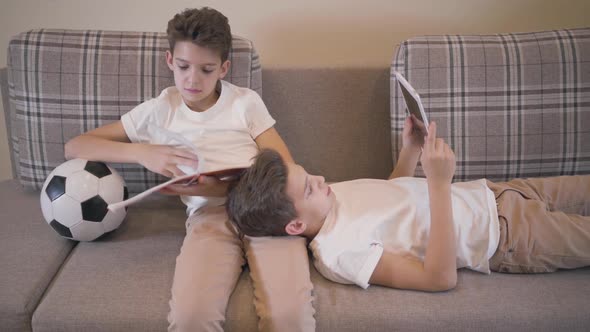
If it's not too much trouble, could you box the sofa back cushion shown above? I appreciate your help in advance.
[7,29,261,192]
[391,28,590,182]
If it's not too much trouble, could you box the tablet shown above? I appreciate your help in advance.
[394,71,429,135]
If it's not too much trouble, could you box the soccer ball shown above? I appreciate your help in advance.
[40,159,128,241]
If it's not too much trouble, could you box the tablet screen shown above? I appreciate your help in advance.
[398,81,427,125]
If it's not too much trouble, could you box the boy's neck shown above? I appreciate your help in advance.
[185,81,222,112]
[304,214,329,241]
[305,195,336,240]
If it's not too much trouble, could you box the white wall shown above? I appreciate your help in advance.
[1,0,589,181]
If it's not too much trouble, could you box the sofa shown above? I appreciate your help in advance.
[1,27,589,331]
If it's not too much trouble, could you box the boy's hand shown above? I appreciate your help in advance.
[402,115,427,151]
[136,144,199,178]
[158,175,230,197]
[420,122,455,185]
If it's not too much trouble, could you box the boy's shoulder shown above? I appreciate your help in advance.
[159,86,182,100]
[137,86,181,105]
[152,86,183,109]
[219,80,267,111]
[220,80,259,99]
[128,87,182,116]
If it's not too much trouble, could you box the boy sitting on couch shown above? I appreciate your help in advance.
[226,117,590,292]
[64,7,315,330]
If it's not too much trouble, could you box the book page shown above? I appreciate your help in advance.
[107,168,246,211]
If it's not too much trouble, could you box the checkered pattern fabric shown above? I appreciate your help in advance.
[391,28,590,182]
[7,29,262,192]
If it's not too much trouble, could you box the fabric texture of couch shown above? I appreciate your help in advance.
[1,27,589,331]
[391,28,590,182]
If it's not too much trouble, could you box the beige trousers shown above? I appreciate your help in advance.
[167,205,315,332]
[487,175,590,273]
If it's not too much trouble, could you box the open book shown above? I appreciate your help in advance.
[107,124,247,211]
[107,167,246,211]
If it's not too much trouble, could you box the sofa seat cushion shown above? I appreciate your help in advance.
[31,195,259,331]
[312,267,590,331]
[0,180,76,332]
[29,193,590,331]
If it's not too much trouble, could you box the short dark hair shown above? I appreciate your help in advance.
[166,7,232,62]
[226,149,297,237]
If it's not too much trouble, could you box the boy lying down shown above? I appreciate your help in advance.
[226,118,590,291]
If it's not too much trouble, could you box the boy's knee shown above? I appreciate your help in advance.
[258,298,316,332]
[168,301,225,332]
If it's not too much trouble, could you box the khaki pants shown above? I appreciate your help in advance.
[167,205,315,332]
[487,175,590,273]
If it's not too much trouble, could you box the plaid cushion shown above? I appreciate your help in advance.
[390,27,590,182]
[7,29,262,192]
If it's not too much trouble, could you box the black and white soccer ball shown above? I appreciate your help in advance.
[40,159,128,241]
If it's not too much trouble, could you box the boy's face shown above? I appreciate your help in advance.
[285,163,335,234]
[166,41,230,112]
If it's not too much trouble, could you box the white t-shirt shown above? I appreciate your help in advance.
[309,177,500,289]
[121,80,275,215]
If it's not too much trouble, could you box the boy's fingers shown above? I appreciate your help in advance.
[429,121,437,138]
[425,122,437,147]
[169,165,185,177]
[165,146,197,160]
[198,175,220,184]
[403,117,412,134]
[162,184,197,195]
[446,143,454,155]
[412,114,426,132]
[435,138,443,151]
[444,143,456,162]
[174,156,199,169]
[174,148,199,160]
[408,114,418,127]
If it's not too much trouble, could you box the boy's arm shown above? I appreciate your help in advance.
[388,116,425,179]
[388,146,421,179]
[370,122,457,292]
[254,126,294,163]
[65,121,198,178]
[65,121,133,161]
[369,250,454,292]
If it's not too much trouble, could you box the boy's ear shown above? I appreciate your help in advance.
[285,219,306,236]
[219,60,230,79]
[166,50,174,71]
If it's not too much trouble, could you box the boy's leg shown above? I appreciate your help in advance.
[168,205,245,332]
[488,175,590,273]
[243,236,315,332]
[491,175,590,215]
